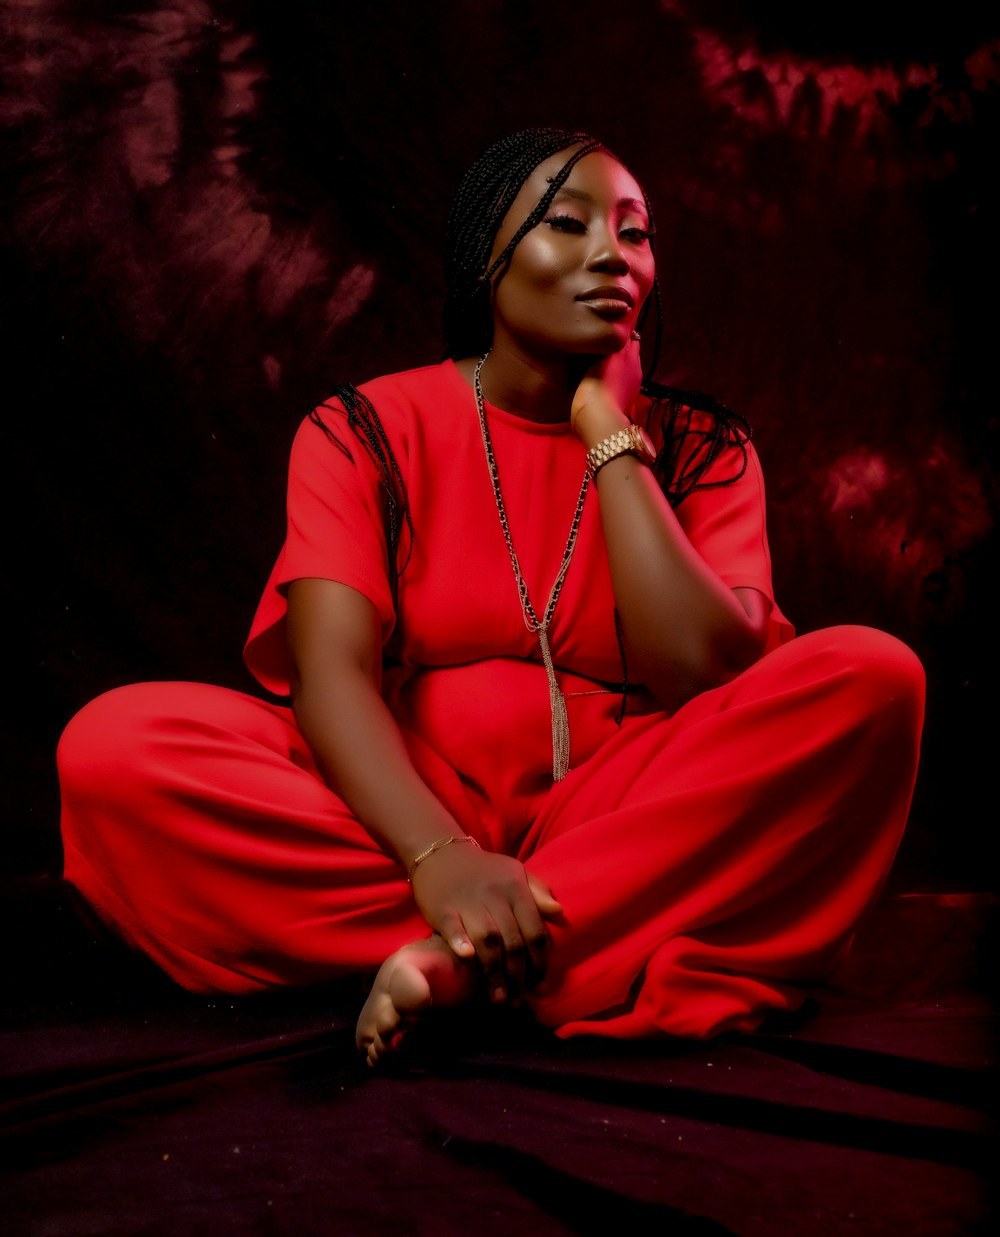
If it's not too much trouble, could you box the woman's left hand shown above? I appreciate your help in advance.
[570,334,643,445]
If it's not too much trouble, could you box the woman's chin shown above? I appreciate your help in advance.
[577,331,631,357]
[561,323,631,355]
[509,323,631,361]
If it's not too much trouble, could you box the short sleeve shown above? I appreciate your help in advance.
[675,437,795,652]
[243,404,396,696]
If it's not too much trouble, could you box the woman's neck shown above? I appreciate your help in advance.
[456,344,590,425]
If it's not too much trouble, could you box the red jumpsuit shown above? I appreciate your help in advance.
[58,361,925,1038]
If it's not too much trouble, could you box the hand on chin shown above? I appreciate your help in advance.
[570,333,642,439]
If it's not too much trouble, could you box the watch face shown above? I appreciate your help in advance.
[635,426,656,460]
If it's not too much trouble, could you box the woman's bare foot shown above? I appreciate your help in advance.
[356,935,477,1068]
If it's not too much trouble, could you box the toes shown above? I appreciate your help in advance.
[357,989,411,1064]
[357,940,463,1069]
[366,1022,407,1068]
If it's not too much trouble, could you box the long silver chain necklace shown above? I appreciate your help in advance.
[473,352,591,781]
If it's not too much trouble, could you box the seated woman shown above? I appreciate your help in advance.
[57,127,925,1067]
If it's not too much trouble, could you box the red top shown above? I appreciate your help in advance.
[245,360,793,708]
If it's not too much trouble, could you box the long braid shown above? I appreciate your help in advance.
[644,383,752,506]
[309,389,413,600]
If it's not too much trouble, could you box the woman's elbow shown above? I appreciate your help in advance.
[636,625,766,713]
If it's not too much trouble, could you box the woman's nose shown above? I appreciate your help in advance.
[586,228,630,273]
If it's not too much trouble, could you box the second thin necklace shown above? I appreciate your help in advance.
[473,351,591,782]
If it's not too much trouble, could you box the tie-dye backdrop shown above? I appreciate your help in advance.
[3,0,996,890]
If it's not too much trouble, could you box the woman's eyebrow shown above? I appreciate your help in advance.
[552,186,648,215]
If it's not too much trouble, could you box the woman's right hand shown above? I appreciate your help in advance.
[409,843,562,1005]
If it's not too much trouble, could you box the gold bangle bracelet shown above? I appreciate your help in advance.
[406,834,481,882]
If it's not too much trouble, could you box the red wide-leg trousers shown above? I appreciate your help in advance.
[58,626,924,1039]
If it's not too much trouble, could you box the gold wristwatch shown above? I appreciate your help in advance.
[586,424,656,479]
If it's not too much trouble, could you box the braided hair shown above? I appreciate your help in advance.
[442,126,749,507]
[443,127,603,359]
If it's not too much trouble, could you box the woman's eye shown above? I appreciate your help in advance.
[544,215,653,243]
[544,215,587,233]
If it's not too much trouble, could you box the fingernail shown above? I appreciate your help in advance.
[491,987,506,1004]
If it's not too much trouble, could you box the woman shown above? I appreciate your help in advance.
[58,128,925,1067]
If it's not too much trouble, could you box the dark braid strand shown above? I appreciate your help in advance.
[642,381,752,507]
[309,387,413,602]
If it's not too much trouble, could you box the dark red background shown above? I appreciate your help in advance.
[2,0,997,892]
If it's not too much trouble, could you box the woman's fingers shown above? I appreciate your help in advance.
[413,851,557,1003]
[526,871,563,919]
[498,930,527,1004]
[439,904,509,1001]
[509,887,550,989]
[467,910,509,1003]
[436,911,476,960]
[466,904,531,1004]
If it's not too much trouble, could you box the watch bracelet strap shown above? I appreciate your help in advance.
[586,425,647,479]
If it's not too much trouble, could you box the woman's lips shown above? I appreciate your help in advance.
[579,298,632,318]
[577,287,634,318]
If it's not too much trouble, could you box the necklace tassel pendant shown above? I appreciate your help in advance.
[473,351,587,784]
[538,626,571,781]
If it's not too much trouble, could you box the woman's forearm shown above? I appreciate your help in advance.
[293,666,465,871]
[592,452,766,709]
[573,393,766,711]
[286,579,465,872]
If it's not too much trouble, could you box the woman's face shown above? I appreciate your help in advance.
[486,147,656,359]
